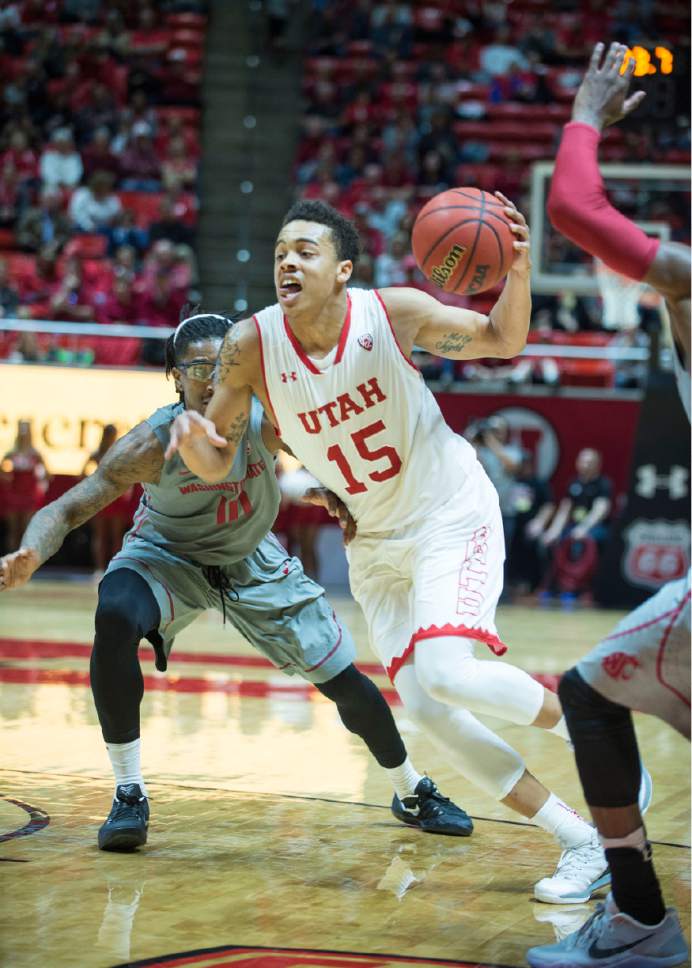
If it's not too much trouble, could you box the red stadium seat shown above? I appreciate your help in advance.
[0,228,16,249]
[560,359,615,388]
[64,235,108,260]
[166,13,207,29]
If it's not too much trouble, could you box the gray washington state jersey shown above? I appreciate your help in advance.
[105,397,355,683]
[129,397,281,566]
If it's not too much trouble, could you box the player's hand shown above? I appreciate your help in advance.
[571,525,588,541]
[495,191,530,275]
[0,548,40,591]
[572,42,646,131]
[303,487,357,545]
[165,411,228,460]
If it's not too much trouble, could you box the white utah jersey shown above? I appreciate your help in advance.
[253,287,478,534]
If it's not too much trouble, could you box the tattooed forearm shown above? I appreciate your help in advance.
[216,330,241,383]
[20,423,163,566]
[433,332,472,355]
[225,410,249,447]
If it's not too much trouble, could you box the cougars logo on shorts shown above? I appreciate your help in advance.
[602,651,641,681]
[622,520,690,589]
[124,945,499,968]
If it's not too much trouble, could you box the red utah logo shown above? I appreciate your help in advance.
[358,333,373,351]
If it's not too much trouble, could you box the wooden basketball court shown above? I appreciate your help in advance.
[1,580,689,968]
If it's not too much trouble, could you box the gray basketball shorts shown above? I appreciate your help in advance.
[577,571,691,738]
[105,532,355,684]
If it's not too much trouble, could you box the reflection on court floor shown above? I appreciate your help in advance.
[0,582,689,968]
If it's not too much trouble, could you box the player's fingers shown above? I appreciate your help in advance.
[589,41,605,73]
[612,44,628,78]
[513,241,530,253]
[510,222,529,237]
[622,54,636,79]
[494,190,514,207]
[603,41,621,74]
[623,90,646,114]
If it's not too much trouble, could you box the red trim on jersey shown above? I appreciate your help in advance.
[656,588,691,709]
[387,623,508,682]
[253,314,281,436]
[374,288,420,374]
[334,294,352,364]
[282,295,352,375]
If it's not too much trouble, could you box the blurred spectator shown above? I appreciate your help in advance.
[120,122,161,191]
[74,84,120,144]
[50,255,94,321]
[1,420,48,551]
[506,451,555,594]
[69,170,122,232]
[161,135,197,191]
[112,244,138,281]
[542,448,612,549]
[17,187,73,251]
[0,160,21,226]
[19,243,62,307]
[94,277,142,366]
[40,128,83,190]
[1,130,39,185]
[479,24,528,77]
[350,252,375,289]
[0,258,20,317]
[81,127,121,181]
[61,0,102,24]
[374,232,409,288]
[469,415,523,546]
[105,209,149,257]
[148,196,195,247]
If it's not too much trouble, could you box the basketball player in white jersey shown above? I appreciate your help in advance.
[165,193,647,902]
[526,43,690,966]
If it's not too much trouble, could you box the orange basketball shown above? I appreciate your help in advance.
[411,187,515,295]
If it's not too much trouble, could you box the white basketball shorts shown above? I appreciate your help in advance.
[347,460,507,682]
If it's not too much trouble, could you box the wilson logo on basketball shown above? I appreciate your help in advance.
[430,243,466,287]
[358,333,373,351]
[602,652,641,681]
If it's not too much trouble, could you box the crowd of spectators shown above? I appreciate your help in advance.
[466,414,614,603]
[297,0,690,388]
[0,0,205,366]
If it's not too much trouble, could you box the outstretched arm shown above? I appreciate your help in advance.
[165,320,256,482]
[548,42,659,281]
[0,422,163,590]
[380,193,531,360]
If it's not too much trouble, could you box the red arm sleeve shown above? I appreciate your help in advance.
[547,121,660,281]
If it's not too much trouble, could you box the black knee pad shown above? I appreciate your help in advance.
[94,570,160,649]
[559,666,640,809]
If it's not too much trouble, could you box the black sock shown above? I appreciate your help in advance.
[606,846,666,926]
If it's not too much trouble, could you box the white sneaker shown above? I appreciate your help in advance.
[534,828,610,904]
[527,893,689,967]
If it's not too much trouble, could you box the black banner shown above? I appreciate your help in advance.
[595,367,690,608]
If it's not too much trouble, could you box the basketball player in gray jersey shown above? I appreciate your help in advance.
[0,312,472,851]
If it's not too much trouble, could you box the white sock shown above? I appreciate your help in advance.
[386,756,423,801]
[532,792,592,848]
[548,716,571,742]
[106,739,148,797]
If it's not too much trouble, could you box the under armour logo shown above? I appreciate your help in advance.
[358,333,373,351]
[281,371,298,383]
[602,652,641,681]
[636,464,688,500]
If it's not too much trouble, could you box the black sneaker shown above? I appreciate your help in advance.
[391,776,473,836]
[98,784,149,852]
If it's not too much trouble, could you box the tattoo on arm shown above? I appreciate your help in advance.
[433,332,472,354]
[20,423,163,566]
[216,330,241,383]
[225,410,249,448]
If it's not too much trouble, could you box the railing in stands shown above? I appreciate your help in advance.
[0,318,650,361]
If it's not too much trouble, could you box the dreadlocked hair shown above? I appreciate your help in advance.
[164,304,237,384]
